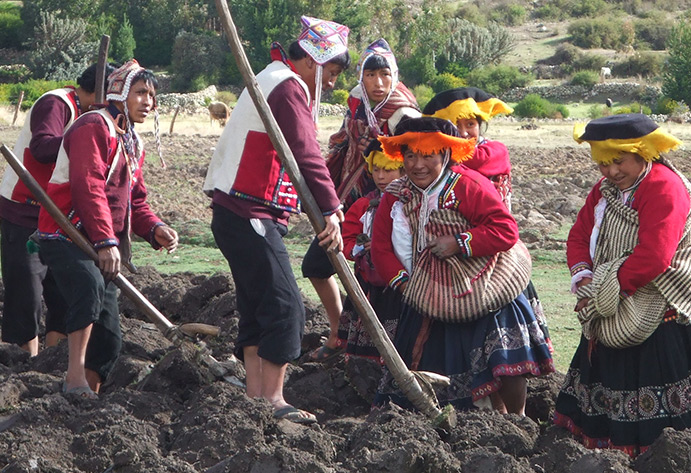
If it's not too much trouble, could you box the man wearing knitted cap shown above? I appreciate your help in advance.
[204,16,350,424]
[37,59,178,399]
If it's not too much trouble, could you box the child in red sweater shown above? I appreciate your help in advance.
[337,139,404,363]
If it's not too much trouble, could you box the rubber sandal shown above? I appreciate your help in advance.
[62,382,98,400]
[273,406,317,425]
[308,344,345,363]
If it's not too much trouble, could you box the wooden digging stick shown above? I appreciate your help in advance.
[94,35,111,105]
[0,144,220,343]
[214,0,454,427]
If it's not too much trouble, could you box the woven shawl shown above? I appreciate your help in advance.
[389,174,532,323]
[575,158,691,348]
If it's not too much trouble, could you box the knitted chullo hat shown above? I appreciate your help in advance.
[378,117,476,164]
[422,87,513,123]
[106,59,165,167]
[106,59,145,102]
[297,16,349,124]
[357,38,398,135]
[298,16,349,65]
[573,113,682,165]
[364,138,403,173]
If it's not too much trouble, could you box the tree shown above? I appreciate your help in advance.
[25,10,96,80]
[662,20,691,106]
[112,14,136,63]
[438,19,515,72]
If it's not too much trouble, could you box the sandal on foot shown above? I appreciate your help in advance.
[273,406,317,425]
[62,384,98,400]
[308,344,344,363]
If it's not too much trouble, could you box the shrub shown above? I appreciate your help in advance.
[454,3,487,26]
[568,17,633,50]
[439,19,515,71]
[588,104,606,119]
[655,96,681,115]
[572,53,606,72]
[0,3,23,49]
[412,84,435,110]
[398,54,436,88]
[663,20,691,106]
[634,14,673,50]
[466,65,532,96]
[612,52,665,78]
[539,43,582,66]
[171,31,225,92]
[489,4,527,26]
[430,73,466,93]
[3,79,72,109]
[216,90,237,106]
[614,102,652,115]
[570,70,599,87]
[25,11,96,81]
[328,89,349,106]
[514,94,568,119]
[0,64,31,84]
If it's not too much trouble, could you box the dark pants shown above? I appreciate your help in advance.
[1,220,67,345]
[39,239,122,381]
[211,205,304,365]
[301,235,336,279]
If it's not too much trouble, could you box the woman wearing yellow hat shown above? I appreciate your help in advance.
[554,113,691,455]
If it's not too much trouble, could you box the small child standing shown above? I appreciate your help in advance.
[423,87,513,207]
[337,139,405,363]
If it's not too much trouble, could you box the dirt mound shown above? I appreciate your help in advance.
[1,268,690,472]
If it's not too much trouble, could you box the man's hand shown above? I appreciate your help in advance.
[428,235,460,259]
[98,246,121,280]
[318,210,344,254]
[154,225,179,253]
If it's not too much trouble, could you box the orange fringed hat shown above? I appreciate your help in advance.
[573,113,682,165]
[378,117,476,164]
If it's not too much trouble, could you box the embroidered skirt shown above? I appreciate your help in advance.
[553,319,691,457]
[374,293,555,409]
[337,278,402,363]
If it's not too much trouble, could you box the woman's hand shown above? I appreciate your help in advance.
[574,298,590,312]
[428,235,459,259]
[574,277,592,312]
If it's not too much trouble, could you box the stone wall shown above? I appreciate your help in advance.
[156,85,347,117]
[502,82,662,106]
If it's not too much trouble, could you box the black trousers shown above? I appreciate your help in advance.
[40,239,122,381]
[211,205,304,365]
[1,220,67,345]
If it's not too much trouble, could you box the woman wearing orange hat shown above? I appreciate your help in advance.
[554,113,691,455]
[371,117,554,412]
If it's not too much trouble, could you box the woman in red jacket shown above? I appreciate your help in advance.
[554,113,691,456]
[371,117,554,413]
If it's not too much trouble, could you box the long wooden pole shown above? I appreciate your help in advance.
[214,0,453,426]
[94,35,111,105]
[0,144,227,343]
